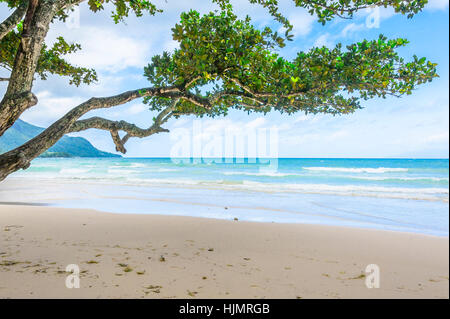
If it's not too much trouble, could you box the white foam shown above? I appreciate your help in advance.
[59,168,90,175]
[113,178,449,202]
[351,176,449,182]
[107,169,137,175]
[303,167,409,173]
[223,171,300,177]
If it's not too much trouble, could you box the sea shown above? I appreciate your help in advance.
[1,158,448,236]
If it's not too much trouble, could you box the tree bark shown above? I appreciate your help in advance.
[0,0,60,137]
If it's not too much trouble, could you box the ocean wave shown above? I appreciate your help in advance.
[222,171,300,177]
[59,168,91,175]
[107,169,137,175]
[350,176,449,182]
[130,163,147,168]
[151,168,178,172]
[113,178,449,202]
[303,167,409,173]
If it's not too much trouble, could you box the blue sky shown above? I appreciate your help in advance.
[1,0,449,158]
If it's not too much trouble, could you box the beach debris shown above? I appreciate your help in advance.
[86,260,98,264]
[207,248,214,252]
[34,268,48,274]
[350,273,366,280]
[117,263,128,267]
[0,260,19,266]
[233,217,238,221]
[95,254,102,257]
[187,290,198,297]
[159,255,166,262]
[243,257,250,261]
[136,270,146,275]
[429,278,439,282]
[145,285,162,290]
[123,266,133,272]
[202,276,207,280]
[145,285,162,293]
[5,225,23,229]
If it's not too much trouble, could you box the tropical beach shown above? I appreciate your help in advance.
[0,158,448,298]
[0,0,449,304]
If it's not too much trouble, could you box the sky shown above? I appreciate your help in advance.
[0,0,449,158]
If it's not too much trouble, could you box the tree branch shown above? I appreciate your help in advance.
[69,98,180,153]
[0,86,181,180]
[0,2,28,41]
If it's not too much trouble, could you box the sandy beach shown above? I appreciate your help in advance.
[0,204,448,299]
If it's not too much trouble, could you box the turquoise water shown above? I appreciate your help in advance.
[3,158,449,236]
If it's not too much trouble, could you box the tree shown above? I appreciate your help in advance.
[0,0,438,180]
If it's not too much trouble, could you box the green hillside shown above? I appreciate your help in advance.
[0,119,120,158]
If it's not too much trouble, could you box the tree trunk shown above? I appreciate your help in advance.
[0,0,59,137]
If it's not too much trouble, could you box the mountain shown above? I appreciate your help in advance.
[0,119,121,158]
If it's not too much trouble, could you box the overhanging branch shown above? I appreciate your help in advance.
[0,2,28,40]
[68,98,180,154]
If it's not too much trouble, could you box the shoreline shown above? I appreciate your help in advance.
[1,201,448,239]
[0,204,448,298]
[2,175,448,237]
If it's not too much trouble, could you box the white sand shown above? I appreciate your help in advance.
[0,205,448,298]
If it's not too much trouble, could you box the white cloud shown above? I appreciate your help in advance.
[163,39,179,53]
[289,11,316,37]
[21,91,85,127]
[427,0,449,10]
[314,33,333,47]
[245,117,266,129]
[421,132,449,144]
[60,27,150,72]
[340,23,365,38]
[127,103,148,115]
